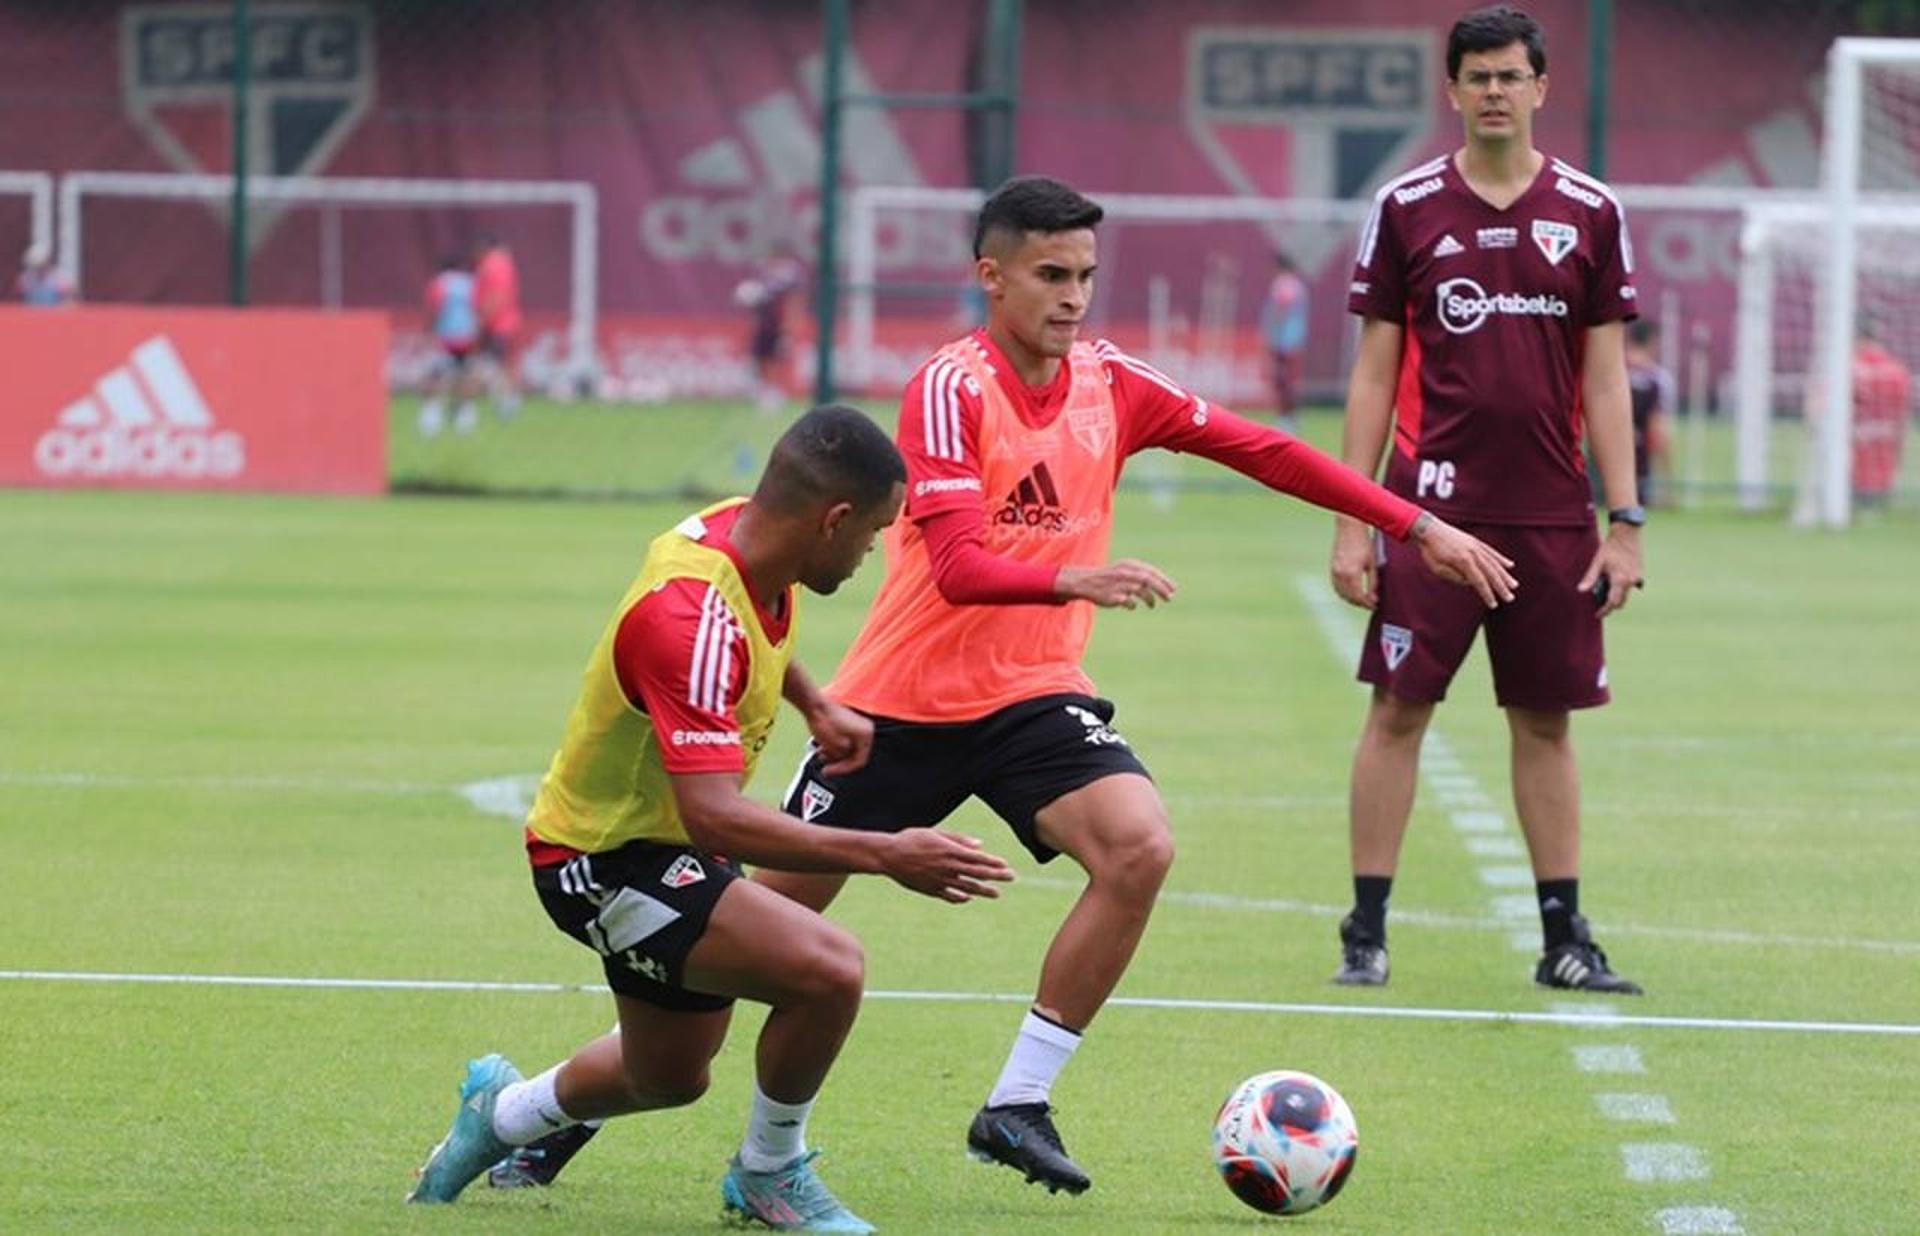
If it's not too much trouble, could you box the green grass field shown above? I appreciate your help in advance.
[4,404,1919,1233]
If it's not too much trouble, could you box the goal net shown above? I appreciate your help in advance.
[57,171,599,390]
[1786,39,1920,525]
[847,183,1808,508]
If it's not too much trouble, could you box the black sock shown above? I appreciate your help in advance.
[1537,879,1579,949]
[1352,875,1393,940]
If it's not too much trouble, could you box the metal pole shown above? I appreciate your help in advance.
[812,0,849,407]
[1585,0,1611,178]
[983,0,1022,187]
[228,0,251,305]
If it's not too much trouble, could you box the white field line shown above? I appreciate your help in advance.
[1595,1093,1678,1124]
[10,765,1914,959]
[1291,575,1531,936]
[1655,1207,1746,1235]
[1572,1044,1647,1074]
[1291,577,1743,1229]
[4,969,1919,1037]
[1622,1143,1710,1182]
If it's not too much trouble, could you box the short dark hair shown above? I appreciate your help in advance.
[1447,5,1546,79]
[973,176,1104,259]
[1627,319,1658,347]
[757,404,905,516]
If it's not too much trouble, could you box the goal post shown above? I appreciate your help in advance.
[847,183,1833,512]
[0,170,55,262]
[1806,38,1920,527]
[56,171,599,384]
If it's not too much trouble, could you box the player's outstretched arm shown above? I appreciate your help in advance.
[671,772,1014,903]
[1408,513,1518,609]
[1054,559,1177,610]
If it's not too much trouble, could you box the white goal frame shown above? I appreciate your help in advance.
[0,170,55,261]
[57,171,598,382]
[1804,38,1920,527]
[848,183,1808,451]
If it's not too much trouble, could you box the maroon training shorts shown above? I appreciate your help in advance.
[1357,520,1610,712]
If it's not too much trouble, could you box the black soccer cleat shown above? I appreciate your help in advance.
[1332,912,1390,986]
[966,1103,1091,1195]
[1535,913,1644,995]
[486,1121,603,1189]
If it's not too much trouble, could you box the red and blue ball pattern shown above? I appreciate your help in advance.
[1212,1070,1359,1216]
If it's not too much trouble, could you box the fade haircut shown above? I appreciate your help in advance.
[756,404,905,517]
[1447,5,1546,79]
[973,176,1105,259]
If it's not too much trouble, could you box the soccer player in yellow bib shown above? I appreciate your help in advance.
[407,405,1014,1233]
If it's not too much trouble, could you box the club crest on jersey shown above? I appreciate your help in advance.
[1068,403,1114,457]
[800,781,835,822]
[1532,219,1578,266]
[1381,623,1413,671]
[661,854,706,889]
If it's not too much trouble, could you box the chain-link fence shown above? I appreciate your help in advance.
[3,0,1918,499]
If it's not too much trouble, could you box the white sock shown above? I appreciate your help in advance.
[737,1083,814,1172]
[491,1065,577,1145]
[986,1009,1082,1108]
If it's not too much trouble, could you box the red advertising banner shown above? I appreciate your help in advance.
[0,306,387,494]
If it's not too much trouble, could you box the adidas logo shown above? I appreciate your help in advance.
[1433,233,1465,258]
[995,461,1069,531]
[33,336,244,481]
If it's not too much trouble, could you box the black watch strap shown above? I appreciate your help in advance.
[1607,504,1647,527]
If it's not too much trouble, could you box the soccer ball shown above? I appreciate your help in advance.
[1211,1070,1359,1216]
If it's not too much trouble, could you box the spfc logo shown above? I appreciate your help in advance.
[1186,28,1435,275]
[1532,219,1578,266]
[800,781,835,822]
[121,4,375,243]
[661,854,706,889]
[1380,623,1413,671]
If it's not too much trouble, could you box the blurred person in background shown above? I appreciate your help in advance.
[1623,319,1674,506]
[736,254,805,414]
[1852,318,1913,508]
[419,253,483,437]
[474,233,523,418]
[17,245,73,307]
[1260,250,1309,431]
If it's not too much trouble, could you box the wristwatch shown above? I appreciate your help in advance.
[1607,505,1647,527]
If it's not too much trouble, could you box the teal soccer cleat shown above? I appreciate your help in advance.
[720,1150,875,1233]
[407,1054,522,1203]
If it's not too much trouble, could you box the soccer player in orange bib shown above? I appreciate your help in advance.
[501,175,1515,1199]
[406,406,1012,1233]
[803,176,1517,1194]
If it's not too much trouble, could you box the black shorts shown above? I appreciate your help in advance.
[532,840,742,1012]
[779,693,1150,863]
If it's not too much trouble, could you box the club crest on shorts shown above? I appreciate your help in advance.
[661,854,706,889]
[1065,704,1127,747]
[800,781,835,821]
[1532,219,1578,266]
[1381,623,1413,671]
